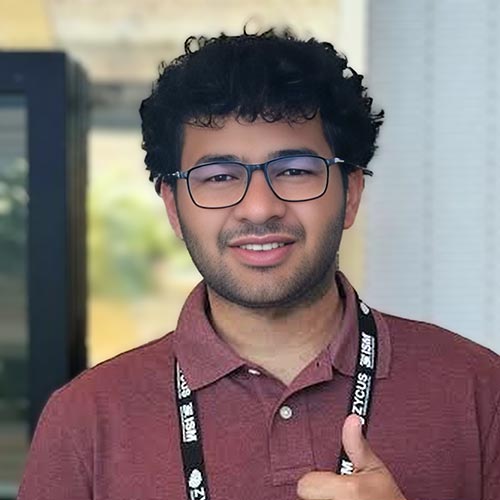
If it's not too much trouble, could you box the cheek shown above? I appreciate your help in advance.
[309,178,345,221]
[177,198,227,243]
[327,169,346,201]
[301,192,346,239]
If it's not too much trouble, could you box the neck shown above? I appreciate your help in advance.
[206,277,344,386]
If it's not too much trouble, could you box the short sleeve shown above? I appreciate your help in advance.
[17,390,92,500]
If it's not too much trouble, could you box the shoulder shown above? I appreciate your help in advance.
[375,311,500,465]
[377,311,500,397]
[22,334,179,495]
[47,332,176,418]
[381,311,499,366]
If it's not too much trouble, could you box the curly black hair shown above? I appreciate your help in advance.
[140,27,384,191]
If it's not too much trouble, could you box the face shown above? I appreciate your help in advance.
[162,115,364,310]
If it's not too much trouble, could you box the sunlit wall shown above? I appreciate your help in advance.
[366,0,500,353]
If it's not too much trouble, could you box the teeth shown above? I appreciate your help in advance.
[240,242,286,251]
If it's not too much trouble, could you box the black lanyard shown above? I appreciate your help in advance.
[174,292,378,500]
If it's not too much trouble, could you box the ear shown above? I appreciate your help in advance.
[159,182,184,240]
[343,169,364,230]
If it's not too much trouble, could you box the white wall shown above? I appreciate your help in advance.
[365,0,500,353]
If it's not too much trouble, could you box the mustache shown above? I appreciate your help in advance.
[218,221,305,249]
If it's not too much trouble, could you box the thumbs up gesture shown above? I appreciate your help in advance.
[297,415,407,500]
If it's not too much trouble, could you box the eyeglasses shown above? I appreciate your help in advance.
[161,154,373,209]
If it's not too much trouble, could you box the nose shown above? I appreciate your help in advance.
[232,170,287,224]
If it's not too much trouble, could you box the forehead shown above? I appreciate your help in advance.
[180,115,333,167]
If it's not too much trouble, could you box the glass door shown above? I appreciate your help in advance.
[0,95,29,498]
[0,53,88,499]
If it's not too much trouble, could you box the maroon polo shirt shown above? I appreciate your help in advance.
[18,273,500,500]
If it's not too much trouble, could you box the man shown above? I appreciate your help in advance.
[19,28,499,500]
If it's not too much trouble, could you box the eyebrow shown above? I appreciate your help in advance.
[193,147,321,166]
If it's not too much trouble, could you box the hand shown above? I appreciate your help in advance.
[297,415,406,500]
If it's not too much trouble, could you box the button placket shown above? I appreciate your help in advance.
[279,405,293,420]
[269,396,314,485]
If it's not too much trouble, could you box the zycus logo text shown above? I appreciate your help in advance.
[352,372,370,419]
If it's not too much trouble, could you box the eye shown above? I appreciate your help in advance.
[190,163,245,185]
[280,168,312,176]
[207,174,236,183]
[270,156,324,179]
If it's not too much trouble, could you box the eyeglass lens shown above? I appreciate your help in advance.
[187,156,328,208]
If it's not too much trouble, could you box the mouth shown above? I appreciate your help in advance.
[229,234,296,248]
[238,242,290,252]
[228,237,295,266]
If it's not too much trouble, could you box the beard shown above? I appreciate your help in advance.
[177,203,346,311]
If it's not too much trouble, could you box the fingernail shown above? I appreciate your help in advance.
[352,414,365,427]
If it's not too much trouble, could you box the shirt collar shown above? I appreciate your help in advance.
[328,272,391,379]
[173,283,245,390]
[173,272,391,390]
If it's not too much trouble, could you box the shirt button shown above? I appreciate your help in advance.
[279,405,293,420]
[247,368,261,376]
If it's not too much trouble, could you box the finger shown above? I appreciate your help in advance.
[342,414,384,472]
[297,468,405,500]
[297,471,341,500]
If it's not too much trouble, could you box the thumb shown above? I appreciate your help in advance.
[341,414,384,472]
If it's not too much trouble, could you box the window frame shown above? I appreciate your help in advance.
[0,52,88,439]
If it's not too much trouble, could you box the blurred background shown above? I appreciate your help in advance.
[0,0,499,497]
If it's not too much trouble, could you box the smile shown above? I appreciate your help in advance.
[239,242,286,251]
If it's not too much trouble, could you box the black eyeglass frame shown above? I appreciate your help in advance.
[159,155,373,209]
